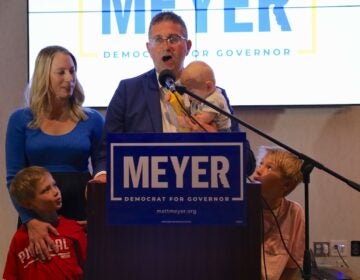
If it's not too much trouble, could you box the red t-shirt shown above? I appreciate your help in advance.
[3,216,87,280]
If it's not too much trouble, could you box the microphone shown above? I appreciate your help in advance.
[159,69,177,92]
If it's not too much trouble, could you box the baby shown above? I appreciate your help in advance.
[179,60,232,132]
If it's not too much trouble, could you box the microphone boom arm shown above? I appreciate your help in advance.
[175,82,359,280]
[175,85,360,192]
[160,68,359,278]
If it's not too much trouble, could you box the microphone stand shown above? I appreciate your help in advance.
[175,85,360,280]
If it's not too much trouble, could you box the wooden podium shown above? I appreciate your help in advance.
[85,182,261,280]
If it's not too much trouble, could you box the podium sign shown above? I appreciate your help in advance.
[107,132,247,225]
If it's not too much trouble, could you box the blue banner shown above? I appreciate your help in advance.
[107,133,247,225]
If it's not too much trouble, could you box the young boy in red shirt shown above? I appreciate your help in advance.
[3,166,87,280]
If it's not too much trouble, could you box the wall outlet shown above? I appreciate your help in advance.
[351,240,360,256]
[329,240,347,257]
[314,241,330,257]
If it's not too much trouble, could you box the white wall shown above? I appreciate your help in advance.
[0,0,28,275]
[237,106,360,273]
[1,0,359,276]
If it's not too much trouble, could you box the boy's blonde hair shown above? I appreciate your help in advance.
[10,166,50,206]
[258,146,303,195]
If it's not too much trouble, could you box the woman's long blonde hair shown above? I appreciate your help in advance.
[27,45,87,128]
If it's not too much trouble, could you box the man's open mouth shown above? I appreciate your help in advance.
[162,55,172,62]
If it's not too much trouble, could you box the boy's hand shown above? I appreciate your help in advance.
[27,219,59,261]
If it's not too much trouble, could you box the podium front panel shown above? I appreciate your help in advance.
[85,183,261,280]
[107,132,247,226]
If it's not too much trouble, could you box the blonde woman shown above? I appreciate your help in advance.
[5,45,103,260]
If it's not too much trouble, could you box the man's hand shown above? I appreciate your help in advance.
[27,219,59,261]
[183,116,218,132]
[88,173,106,183]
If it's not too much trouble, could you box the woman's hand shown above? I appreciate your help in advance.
[27,219,59,261]
[77,220,88,232]
[89,173,106,183]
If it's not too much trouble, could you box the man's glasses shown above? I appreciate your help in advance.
[149,34,187,46]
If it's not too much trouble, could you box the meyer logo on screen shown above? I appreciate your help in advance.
[110,143,244,202]
[102,0,291,34]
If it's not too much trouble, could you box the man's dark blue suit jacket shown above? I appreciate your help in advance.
[94,69,255,176]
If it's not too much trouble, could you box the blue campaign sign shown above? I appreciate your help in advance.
[106,132,247,225]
